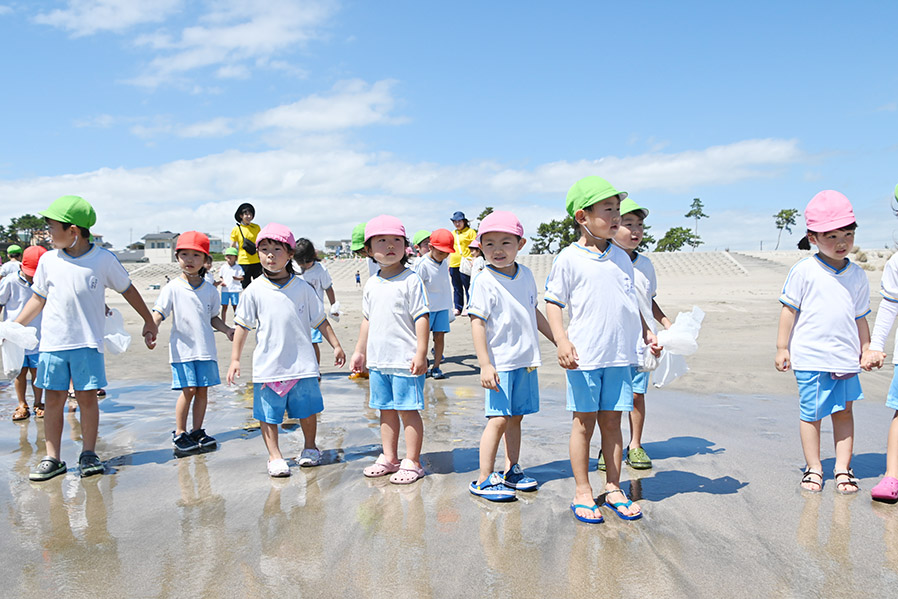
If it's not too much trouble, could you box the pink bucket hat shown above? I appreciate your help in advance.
[476,211,524,241]
[364,215,406,241]
[256,223,296,249]
[804,190,855,233]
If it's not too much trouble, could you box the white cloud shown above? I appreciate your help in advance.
[179,117,235,138]
[0,138,807,251]
[877,102,898,112]
[34,0,183,37]
[0,5,13,16]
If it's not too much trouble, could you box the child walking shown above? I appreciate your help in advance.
[227,224,345,477]
[16,195,157,481]
[153,232,234,454]
[350,215,430,484]
[294,238,339,365]
[776,190,868,494]
[600,198,672,471]
[0,244,23,278]
[468,240,486,277]
[218,247,244,323]
[467,212,554,501]
[545,176,658,523]
[1,245,47,420]
[412,228,454,380]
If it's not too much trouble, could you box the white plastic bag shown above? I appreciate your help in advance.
[652,306,705,388]
[104,308,131,355]
[652,351,689,388]
[329,301,342,323]
[0,321,39,378]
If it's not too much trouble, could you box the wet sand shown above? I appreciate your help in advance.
[3,251,898,597]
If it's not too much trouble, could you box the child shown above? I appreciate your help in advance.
[16,195,157,481]
[602,198,672,471]
[0,245,47,420]
[203,255,216,288]
[410,230,431,269]
[412,228,454,380]
[776,190,868,494]
[355,271,361,288]
[467,211,554,501]
[218,247,244,323]
[0,244,23,278]
[350,215,430,484]
[469,240,486,277]
[227,223,345,477]
[153,231,235,454]
[294,238,339,365]
[351,222,379,278]
[545,176,658,523]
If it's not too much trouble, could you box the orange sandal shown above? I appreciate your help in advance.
[12,405,30,421]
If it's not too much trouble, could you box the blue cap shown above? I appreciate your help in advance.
[451,211,466,221]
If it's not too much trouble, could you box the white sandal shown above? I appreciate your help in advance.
[267,458,290,477]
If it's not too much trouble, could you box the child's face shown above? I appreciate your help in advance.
[367,235,405,267]
[614,213,644,251]
[47,218,77,249]
[577,196,621,240]
[809,228,854,263]
[298,259,315,272]
[258,239,293,273]
[417,239,431,255]
[225,254,237,265]
[429,247,450,262]
[480,232,525,270]
[177,249,205,276]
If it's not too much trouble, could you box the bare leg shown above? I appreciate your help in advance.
[832,404,855,491]
[570,411,597,519]
[191,387,208,431]
[300,414,318,450]
[502,415,524,472]
[478,416,509,484]
[432,332,445,369]
[599,410,640,517]
[220,304,229,322]
[30,369,43,408]
[799,418,823,490]
[380,409,401,464]
[628,392,646,449]
[14,368,29,409]
[43,390,67,460]
[886,411,898,479]
[74,390,99,453]
[174,387,196,435]
[399,409,424,466]
[260,422,283,461]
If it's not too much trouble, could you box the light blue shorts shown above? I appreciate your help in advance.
[794,370,863,422]
[220,291,240,306]
[485,367,539,417]
[22,353,39,370]
[36,348,106,391]
[429,310,450,333]
[171,360,221,390]
[311,327,323,344]
[631,367,649,395]
[888,365,898,411]
[369,368,425,411]
[253,378,323,424]
[566,366,633,413]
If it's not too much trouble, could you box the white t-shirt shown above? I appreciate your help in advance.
[412,254,453,312]
[467,264,541,371]
[362,268,429,370]
[219,262,245,293]
[235,275,325,382]
[544,243,641,369]
[367,257,379,277]
[0,261,20,277]
[32,246,132,353]
[0,273,41,355]
[870,253,898,362]
[631,253,658,367]
[153,278,220,364]
[299,262,333,303]
[780,255,870,373]
[470,256,486,277]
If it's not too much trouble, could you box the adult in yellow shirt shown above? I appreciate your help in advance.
[449,211,477,315]
[229,202,262,288]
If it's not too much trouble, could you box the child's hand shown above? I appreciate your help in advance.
[410,353,427,376]
[557,339,579,370]
[861,349,886,371]
[226,361,240,385]
[775,348,790,372]
[645,330,662,357]
[350,351,366,373]
[333,346,346,367]
[480,363,500,391]
[142,321,158,349]
[225,327,235,342]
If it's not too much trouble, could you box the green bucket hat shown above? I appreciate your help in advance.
[894,183,898,201]
[565,176,628,218]
[223,247,239,256]
[350,222,367,252]
[412,229,431,247]
[7,244,22,254]
[620,198,648,218]
[39,195,97,229]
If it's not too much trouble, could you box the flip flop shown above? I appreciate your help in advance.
[363,454,401,478]
[871,476,898,502]
[389,459,425,484]
[604,489,642,521]
[570,503,604,524]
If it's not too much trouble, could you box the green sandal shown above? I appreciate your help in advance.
[626,447,652,470]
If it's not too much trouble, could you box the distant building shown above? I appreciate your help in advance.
[325,239,351,257]
[91,234,113,249]
[205,234,223,254]
[142,231,179,264]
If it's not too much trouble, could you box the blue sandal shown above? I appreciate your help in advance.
[604,489,642,521]
[570,503,604,524]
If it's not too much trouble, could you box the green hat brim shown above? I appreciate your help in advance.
[619,198,648,218]
[565,176,628,217]
[39,195,97,229]
[412,230,432,247]
[7,245,22,254]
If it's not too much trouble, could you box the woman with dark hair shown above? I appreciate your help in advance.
[229,202,262,288]
[448,211,477,315]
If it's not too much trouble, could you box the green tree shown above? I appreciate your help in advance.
[638,224,655,253]
[655,226,702,252]
[685,198,708,235]
[530,215,579,254]
[476,207,494,226]
[773,208,799,250]
[9,214,47,245]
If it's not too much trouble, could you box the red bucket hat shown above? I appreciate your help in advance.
[21,246,47,277]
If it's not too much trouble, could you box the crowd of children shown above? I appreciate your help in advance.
[5,178,898,525]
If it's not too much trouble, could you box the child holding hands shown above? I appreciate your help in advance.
[467,211,554,501]
[776,190,868,494]
[350,215,430,484]
[412,228,454,380]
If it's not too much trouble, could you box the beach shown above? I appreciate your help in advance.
[3,249,898,598]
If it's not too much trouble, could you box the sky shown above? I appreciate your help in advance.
[0,1,896,252]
